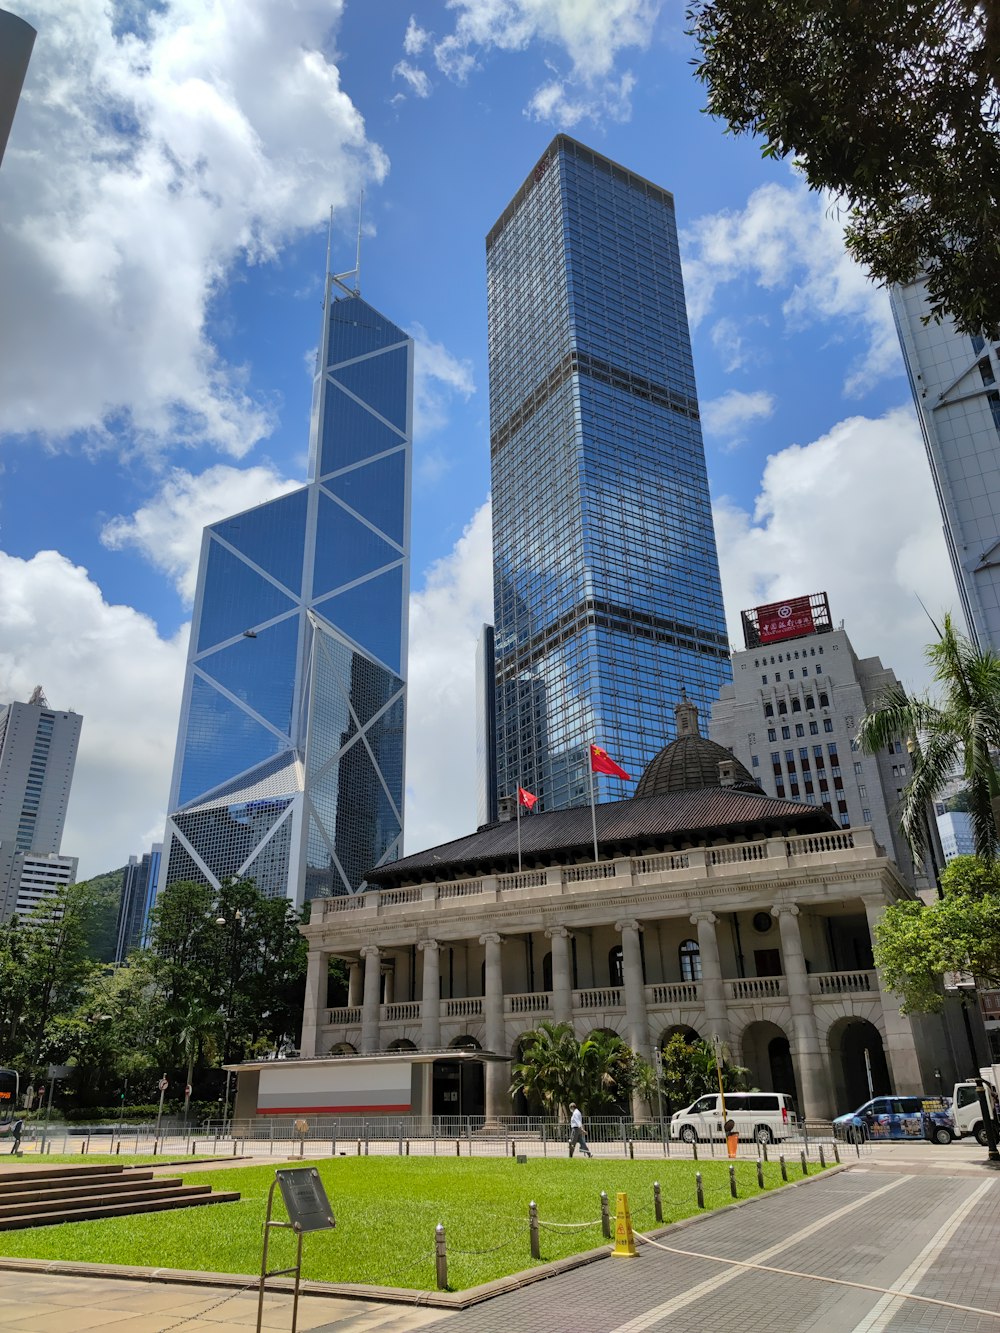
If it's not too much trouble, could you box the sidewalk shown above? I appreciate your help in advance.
[0,1270,449,1331]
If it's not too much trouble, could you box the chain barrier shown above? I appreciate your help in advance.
[157,1274,261,1332]
[536,1217,603,1230]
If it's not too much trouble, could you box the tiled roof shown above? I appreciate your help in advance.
[367,787,836,886]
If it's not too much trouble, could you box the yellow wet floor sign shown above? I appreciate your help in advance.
[612,1190,638,1257]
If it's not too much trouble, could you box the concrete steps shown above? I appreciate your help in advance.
[0,1163,240,1230]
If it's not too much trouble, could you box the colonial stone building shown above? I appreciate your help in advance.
[296,703,963,1122]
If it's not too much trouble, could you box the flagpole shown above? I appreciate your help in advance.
[589,757,599,863]
[517,789,522,873]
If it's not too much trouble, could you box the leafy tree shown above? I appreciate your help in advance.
[858,613,1000,861]
[872,854,1000,1012]
[655,1034,750,1114]
[687,0,1000,336]
[511,1022,648,1118]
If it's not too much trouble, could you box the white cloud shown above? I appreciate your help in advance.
[683,181,900,397]
[710,315,765,374]
[404,15,431,56]
[701,389,775,446]
[1,0,386,456]
[392,60,432,98]
[713,405,960,686]
[0,549,188,880]
[409,323,476,481]
[433,0,661,124]
[101,464,300,602]
[405,499,494,852]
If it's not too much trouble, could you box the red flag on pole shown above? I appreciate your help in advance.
[518,786,538,811]
[590,744,631,781]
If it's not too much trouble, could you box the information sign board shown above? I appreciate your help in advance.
[275,1168,335,1234]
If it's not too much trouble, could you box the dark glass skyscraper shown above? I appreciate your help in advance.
[162,274,412,904]
[487,136,730,811]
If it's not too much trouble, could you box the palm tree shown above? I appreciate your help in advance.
[510,1021,581,1118]
[857,613,1000,862]
[174,1000,220,1118]
[577,1031,636,1115]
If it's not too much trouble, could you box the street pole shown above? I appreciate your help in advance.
[155,1074,168,1140]
[959,991,1000,1164]
[713,1034,728,1126]
[653,1045,666,1153]
[864,1048,874,1101]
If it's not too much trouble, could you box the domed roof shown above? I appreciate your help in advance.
[635,697,759,799]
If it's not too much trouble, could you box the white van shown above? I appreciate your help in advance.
[669,1092,798,1145]
[952,1079,998,1145]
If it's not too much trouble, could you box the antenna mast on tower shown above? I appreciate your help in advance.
[332,190,364,297]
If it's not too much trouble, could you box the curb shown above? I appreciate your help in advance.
[0,1162,848,1311]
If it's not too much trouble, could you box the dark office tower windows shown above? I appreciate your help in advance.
[162,274,412,904]
[486,136,731,811]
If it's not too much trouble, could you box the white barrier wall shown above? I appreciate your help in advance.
[257,1062,413,1115]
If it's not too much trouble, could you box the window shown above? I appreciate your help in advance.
[795,724,804,737]
[788,669,795,679]
[784,750,794,763]
[853,761,863,775]
[771,752,780,765]
[840,813,851,827]
[751,755,760,767]
[762,675,768,684]
[679,939,702,982]
[778,700,787,715]
[823,719,834,732]
[858,784,867,799]
[791,698,801,712]
[805,695,814,710]
[819,692,829,707]
[799,747,809,761]
[764,703,774,718]
[862,808,872,823]
[768,728,777,742]
[781,726,791,740]
[809,721,819,735]
[828,743,838,757]
[609,946,624,987]
[775,672,781,682]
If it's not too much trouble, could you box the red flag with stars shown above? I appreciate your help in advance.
[590,744,631,781]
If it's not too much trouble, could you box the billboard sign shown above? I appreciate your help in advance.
[756,597,815,645]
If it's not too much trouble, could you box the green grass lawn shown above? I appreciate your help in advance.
[0,1156,826,1291]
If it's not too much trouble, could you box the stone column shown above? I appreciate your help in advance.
[772,905,832,1119]
[865,899,922,1093]
[615,920,650,1060]
[347,961,362,1008]
[299,948,326,1057]
[545,926,573,1025]
[480,932,508,1122]
[382,962,395,1007]
[690,911,730,1046]
[360,944,381,1054]
[418,939,441,1049]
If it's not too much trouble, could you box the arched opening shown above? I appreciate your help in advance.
[387,1039,416,1051]
[609,946,624,986]
[328,1042,356,1055]
[660,1024,700,1050]
[828,1017,890,1112]
[679,939,702,982]
[740,1020,799,1106]
[542,952,552,992]
[432,1035,484,1120]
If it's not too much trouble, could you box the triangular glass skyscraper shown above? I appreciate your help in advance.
[161,266,412,903]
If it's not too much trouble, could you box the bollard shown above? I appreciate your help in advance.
[116,1141,121,1156]
[692,1141,698,1161]
[779,1154,787,1181]
[819,1145,826,1169]
[729,1163,738,1198]
[832,1140,840,1164]
[511,1140,516,1158]
[435,1224,448,1290]
[406,1140,410,1157]
[653,1181,663,1224]
[529,1201,540,1259]
[761,1141,769,1162]
[800,1150,809,1176]
[696,1171,704,1209]
[601,1191,611,1238]
[756,1158,765,1190]
[153,1139,158,1156]
[628,1139,635,1160]
[456,1138,461,1158]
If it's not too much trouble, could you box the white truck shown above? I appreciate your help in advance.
[952,1068,999,1145]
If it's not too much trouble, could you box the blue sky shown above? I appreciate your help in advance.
[0,0,958,878]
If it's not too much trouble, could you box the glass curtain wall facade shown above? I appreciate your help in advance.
[891,279,1000,652]
[487,136,731,811]
[162,285,412,905]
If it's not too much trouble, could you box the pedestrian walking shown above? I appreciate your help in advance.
[568,1102,593,1157]
[8,1119,22,1155]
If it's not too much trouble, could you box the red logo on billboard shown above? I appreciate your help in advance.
[757,596,815,644]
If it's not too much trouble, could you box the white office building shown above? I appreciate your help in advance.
[891,279,1000,652]
[11,851,77,916]
[709,593,941,899]
[0,688,82,921]
[935,809,975,862]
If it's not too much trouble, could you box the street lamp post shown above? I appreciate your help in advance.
[951,979,1000,1164]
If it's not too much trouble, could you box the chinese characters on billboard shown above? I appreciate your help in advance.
[756,597,816,645]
